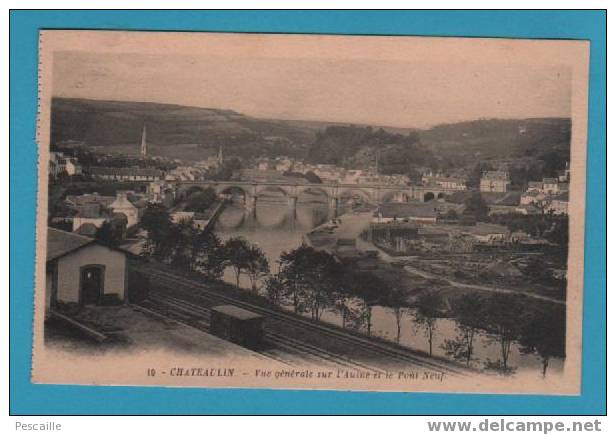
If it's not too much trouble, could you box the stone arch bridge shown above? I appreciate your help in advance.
[176,180,460,212]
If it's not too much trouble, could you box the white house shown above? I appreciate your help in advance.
[542,178,559,194]
[146,181,175,204]
[480,171,510,193]
[46,228,128,315]
[546,192,569,215]
[274,157,294,172]
[49,152,82,178]
[520,189,547,206]
[422,173,467,190]
[109,192,139,227]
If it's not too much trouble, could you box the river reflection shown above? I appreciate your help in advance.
[214,196,563,376]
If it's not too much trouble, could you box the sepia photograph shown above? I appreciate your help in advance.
[32,30,589,394]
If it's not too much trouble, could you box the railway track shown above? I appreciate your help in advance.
[135,293,385,372]
[134,263,468,376]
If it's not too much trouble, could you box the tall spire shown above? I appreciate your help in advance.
[218,144,223,165]
[140,124,147,157]
[375,149,379,175]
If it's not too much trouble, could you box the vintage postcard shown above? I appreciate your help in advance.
[33,30,589,394]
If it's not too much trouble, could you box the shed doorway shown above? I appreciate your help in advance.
[80,265,105,305]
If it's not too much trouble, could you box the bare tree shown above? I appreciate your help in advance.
[245,245,270,293]
[482,293,525,374]
[443,292,485,366]
[414,291,444,356]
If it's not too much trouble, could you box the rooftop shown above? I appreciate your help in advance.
[89,167,163,177]
[47,227,95,261]
[211,305,263,320]
[65,194,115,207]
[481,171,510,181]
[424,175,466,184]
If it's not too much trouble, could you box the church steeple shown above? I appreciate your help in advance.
[217,145,223,165]
[140,124,147,157]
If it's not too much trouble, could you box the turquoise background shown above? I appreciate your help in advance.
[9,10,606,415]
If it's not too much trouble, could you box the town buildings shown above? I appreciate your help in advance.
[421,172,467,191]
[480,170,511,192]
[89,167,163,182]
[170,211,211,230]
[146,180,175,205]
[60,191,144,235]
[165,166,204,181]
[520,176,570,215]
[546,191,569,215]
[251,158,410,186]
[109,192,140,227]
[49,152,82,178]
[194,146,225,171]
[373,202,439,224]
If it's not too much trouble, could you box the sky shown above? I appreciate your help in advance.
[49,32,578,128]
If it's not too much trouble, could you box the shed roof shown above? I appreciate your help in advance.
[47,227,96,261]
[211,305,263,320]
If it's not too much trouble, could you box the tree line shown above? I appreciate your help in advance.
[262,245,564,377]
[139,203,565,376]
[140,203,269,290]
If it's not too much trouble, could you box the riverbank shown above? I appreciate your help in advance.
[304,211,440,304]
[304,210,565,305]
[204,199,228,231]
[164,204,563,375]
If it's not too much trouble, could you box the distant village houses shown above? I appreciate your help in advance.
[146,180,175,205]
[545,191,569,215]
[50,152,82,178]
[520,174,570,215]
[421,172,467,191]
[88,166,163,182]
[373,202,439,224]
[480,170,510,193]
[57,191,147,237]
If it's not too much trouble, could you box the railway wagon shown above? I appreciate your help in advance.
[210,305,264,350]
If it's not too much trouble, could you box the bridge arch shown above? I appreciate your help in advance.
[183,185,205,198]
[216,184,251,202]
[423,191,436,202]
[380,189,412,203]
[338,187,374,205]
[296,186,330,202]
[255,185,291,198]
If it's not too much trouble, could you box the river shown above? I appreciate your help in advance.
[214,193,563,376]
